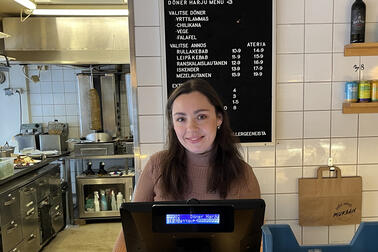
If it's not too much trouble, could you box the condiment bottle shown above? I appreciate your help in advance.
[116,192,124,210]
[98,161,107,175]
[350,0,366,43]
[100,190,108,211]
[371,80,378,102]
[94,191,100,212]
[111,190,117,210]
[358,81,371,102]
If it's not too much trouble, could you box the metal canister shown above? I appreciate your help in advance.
[372,80,378,102]
[358,81,371,102]
[345,81,358,103]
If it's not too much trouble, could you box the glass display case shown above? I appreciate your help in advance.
[76,175,134,218]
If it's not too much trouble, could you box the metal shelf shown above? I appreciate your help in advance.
[344,42,378,56]
[68,154,134,160]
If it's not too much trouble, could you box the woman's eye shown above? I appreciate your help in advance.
[197,114,207,120]
[176,117,185,122]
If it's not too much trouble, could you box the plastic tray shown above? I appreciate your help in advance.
[0,157,14,180]
[262,222,378,252]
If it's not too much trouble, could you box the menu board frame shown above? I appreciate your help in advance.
[159,0,276,145]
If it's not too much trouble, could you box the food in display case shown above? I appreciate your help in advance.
[13,155,40,168]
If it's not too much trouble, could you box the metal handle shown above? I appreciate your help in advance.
[27,233,36,242]
[53,211,63,221]
[4,196,16,206]
[26,207,35,217]
[7,221,18,233]
[26,200,34,207]
[24,187,36,194]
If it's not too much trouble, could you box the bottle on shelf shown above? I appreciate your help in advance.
[94,191,100,212]
[116,192,124,210]
[98,161,107,176]
[100,190,108,211]
[350,0,366,43]
[372,80,378,102]
[358,80,371,102]
[84,161,95,175]
[111,190,117,210]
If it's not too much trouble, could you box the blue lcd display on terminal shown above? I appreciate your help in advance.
[166,214,220,224]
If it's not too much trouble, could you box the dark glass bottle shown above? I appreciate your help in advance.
[98,161,107,175]
[350,0,366,43]
[84,161,95,175]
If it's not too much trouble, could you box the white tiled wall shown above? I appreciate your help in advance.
[131,0,378,246]
[27,65,82,139]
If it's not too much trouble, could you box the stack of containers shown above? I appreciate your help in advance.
[345,80,378,103]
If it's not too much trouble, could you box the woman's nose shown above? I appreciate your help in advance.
[187,119,198,130]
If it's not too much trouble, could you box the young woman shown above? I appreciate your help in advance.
[113,79,260,251]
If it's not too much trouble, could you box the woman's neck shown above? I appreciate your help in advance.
[185,148,214,167]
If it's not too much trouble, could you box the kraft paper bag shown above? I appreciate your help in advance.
[299,166,362,226]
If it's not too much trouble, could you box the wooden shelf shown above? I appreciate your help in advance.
[344,42,378,56]
[0,32,11,39]
[343,102,378,114]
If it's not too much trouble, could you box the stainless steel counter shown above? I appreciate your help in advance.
[0,152,69,187]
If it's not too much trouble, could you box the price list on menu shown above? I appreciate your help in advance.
[164,0,273,143]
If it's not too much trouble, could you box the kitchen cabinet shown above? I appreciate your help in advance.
[0,164,64,252]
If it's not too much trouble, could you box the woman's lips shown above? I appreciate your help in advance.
[186,136,204,143]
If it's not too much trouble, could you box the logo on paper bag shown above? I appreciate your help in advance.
[333,202,356,218]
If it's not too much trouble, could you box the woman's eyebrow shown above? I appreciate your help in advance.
[194,109,210,114]
[173,112,186,116]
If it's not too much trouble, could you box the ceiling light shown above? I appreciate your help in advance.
[32,9,128,16]
[14,0,37,10]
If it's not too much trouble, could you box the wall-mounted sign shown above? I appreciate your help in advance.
[163,0,274,143]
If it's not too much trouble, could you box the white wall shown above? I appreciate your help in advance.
[0,65,29,147]
[131,0,378,246]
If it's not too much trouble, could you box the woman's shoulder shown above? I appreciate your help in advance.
[149,150,168,163]
[143,150,168,174]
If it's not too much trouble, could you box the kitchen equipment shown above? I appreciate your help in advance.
[15,123,42,151]
[86,132,112,142]
[40,121,68,152]
[15,134,40,152]
[0,142,15,157]
[74,142,115,156]
[77,73,121,138]
[48,121,68,136]
[39,135,68,152]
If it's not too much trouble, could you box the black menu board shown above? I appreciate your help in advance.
[163,0,273,143]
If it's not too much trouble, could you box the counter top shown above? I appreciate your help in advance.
[0,152,69,187]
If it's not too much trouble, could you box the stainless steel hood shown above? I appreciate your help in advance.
[2,17,130,64]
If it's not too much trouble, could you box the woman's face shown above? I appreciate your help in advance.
[172,91,223,154]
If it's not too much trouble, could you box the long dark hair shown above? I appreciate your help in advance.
[160,79,246,199]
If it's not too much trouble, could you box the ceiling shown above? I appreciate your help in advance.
[0,0,128,18]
